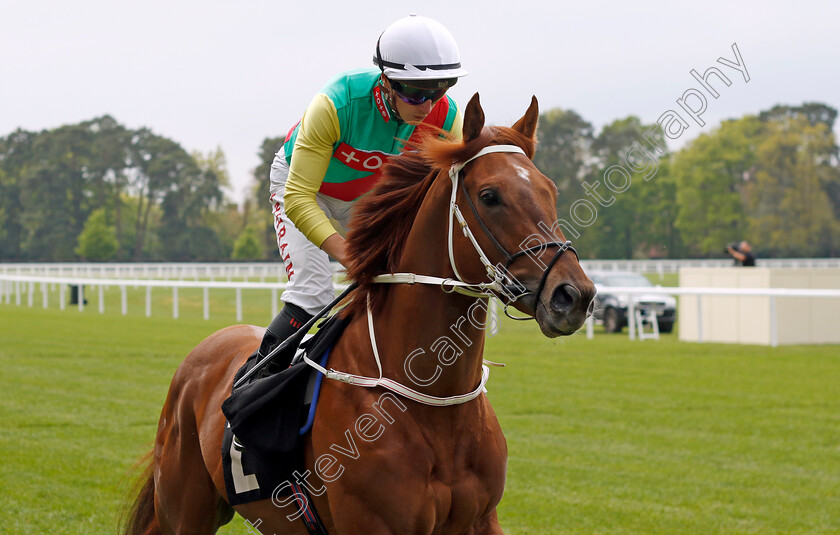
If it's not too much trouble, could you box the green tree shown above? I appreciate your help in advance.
[253,136,285,204]
[642,157,686,258]
[758,104,840,224]
[0,118,239,261]
[75,208,119,260]
[232,226,265,260]
[16,124,95,261]
[114,193,161,260]
[157,148,229,260]
[575,117,672,258]
[671,105,840,258]
[533,108,594,206]
[0,130,34,259]
[758,102,838,130]
[129,130,197,259]
[0,167,10,256]
[250,136,285,258]
[86,116,132,257]
[747,116,840,256]
[671,116,763,256]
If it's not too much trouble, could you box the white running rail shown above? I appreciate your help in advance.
[2,259,840,280]
[0,274,350,322]
[3,273,840,347]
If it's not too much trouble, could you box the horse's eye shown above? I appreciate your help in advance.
[479,189,500,206]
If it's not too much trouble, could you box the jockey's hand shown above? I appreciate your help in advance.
[321,233,349,268]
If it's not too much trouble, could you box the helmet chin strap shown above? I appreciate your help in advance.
[379,79,406,123]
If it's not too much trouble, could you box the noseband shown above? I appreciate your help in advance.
[375,144,578,319]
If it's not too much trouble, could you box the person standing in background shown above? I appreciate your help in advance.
[727,240,756,266]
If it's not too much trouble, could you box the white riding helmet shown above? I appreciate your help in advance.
[373,14,469,85]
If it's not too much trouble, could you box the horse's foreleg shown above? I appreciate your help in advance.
[472,510,505,535]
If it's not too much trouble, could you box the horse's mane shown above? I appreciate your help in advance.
[342,125,536,315]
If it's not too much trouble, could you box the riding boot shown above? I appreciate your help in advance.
[255,302,313,376]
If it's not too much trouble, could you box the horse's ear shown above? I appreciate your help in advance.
[462,93,485,142]
[512,95,539,141]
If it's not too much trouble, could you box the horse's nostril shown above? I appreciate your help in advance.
[550,283,579,313]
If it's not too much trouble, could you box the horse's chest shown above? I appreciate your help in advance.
[433,470,503,526]
[431,436,506,487]
[423,432,507,526]
[316,390,507,532]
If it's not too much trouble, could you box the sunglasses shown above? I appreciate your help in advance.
[391,81,447,106]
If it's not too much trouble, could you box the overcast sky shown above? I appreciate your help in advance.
[2,0,837,204]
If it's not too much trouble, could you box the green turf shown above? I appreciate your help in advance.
[643,272,679,287]
[0,293,838,534]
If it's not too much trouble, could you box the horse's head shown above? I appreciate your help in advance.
[445,94,596,337]
[345,93,594,336]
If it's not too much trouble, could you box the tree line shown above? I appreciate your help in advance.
[533,102,840,258]
[0,116,251,262]
[1,102,838,262]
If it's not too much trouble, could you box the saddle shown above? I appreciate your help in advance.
[220,312,350,506]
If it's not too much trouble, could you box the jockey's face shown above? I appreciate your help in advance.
[394,94,436,124]
[382,76,442,125]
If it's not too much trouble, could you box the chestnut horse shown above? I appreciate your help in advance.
[124,94,595,535]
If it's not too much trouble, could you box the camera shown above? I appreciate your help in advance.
[725,241,740,254]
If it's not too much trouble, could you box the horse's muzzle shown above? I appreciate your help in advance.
[535,281,595,337]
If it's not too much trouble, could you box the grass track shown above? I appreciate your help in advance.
[0,294,838,534]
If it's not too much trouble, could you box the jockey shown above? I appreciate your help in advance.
[259,14,468,359]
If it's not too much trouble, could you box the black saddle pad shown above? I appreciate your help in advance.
[220,313,349,505]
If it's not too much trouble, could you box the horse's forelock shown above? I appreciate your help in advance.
[489,125,537,159]
[420,125,535,168]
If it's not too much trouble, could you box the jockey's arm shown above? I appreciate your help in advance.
[283,94,349,265]
[319,233,349,267]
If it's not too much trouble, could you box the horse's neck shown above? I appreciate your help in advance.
[371,180,490,399]
[373,285,489,400]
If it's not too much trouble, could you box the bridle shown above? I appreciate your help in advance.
[375,144,578,320]
[303,144,580,407]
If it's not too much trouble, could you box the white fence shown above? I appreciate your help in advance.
[580,258,840,276]
[0,262,289,281]
[0,274,348,322]
[3,273,840,347]
[3,258,840,280]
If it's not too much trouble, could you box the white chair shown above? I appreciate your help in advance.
[635,308,660,341]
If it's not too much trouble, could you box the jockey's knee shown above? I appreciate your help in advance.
[259,302,313,357]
